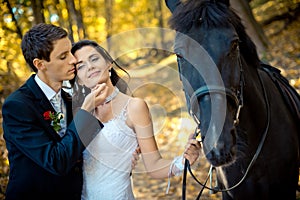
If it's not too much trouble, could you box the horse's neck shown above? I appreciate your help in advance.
[243,65,265,109]
[239,62,268,141]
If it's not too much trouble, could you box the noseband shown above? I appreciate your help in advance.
[189,84,244,127]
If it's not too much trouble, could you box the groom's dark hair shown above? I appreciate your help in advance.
[21,23,68,72]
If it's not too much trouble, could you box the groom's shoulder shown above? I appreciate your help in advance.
[3,76,36,109]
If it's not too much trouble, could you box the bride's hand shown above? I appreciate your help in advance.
[183,133,201,165]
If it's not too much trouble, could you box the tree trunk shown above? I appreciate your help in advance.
[105,0,114,51]
[230,0,269,56]
[4,0,22,38]
[54,0,68,30]
[31,0,45,24]
[75,0,87,39]
[157,0,166,49]
[65,0,77,42]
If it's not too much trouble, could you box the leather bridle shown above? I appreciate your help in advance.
[179,52,271,200]
[182,53,245,129]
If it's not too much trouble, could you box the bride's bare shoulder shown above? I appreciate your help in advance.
[128,97,149,112]
[127,97,151,125]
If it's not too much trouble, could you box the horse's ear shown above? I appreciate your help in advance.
[165,0,181,13]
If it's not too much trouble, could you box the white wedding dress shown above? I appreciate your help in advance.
[81,100,138,200]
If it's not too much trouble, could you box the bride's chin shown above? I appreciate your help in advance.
[89,80,106,90]
[91,85,97,90]
[91,82,102,89]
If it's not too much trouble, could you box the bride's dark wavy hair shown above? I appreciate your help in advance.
[71,39,130,109]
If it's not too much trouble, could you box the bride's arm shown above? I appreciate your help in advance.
[128,98,200,179]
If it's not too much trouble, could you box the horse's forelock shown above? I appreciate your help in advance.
[169,0,260,68]
[169,1,232,32]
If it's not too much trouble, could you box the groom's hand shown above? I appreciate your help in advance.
[131,146,141,170]
[81,83,109,112]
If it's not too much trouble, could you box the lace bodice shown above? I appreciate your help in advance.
[82,100,138,200]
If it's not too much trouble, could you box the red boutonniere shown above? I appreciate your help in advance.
[43,111,64,133]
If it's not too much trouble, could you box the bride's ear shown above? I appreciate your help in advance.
[108,63,113,77]
[109,67,112,77]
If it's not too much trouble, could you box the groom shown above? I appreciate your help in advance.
[2,23,116,200]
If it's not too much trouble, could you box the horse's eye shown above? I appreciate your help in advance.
[231,40,239,52]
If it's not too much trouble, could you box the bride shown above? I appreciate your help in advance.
[71,40,201,200]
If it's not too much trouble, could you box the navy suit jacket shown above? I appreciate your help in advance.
[2,74,102,200]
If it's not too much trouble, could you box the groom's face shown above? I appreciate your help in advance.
[42,37,77,82]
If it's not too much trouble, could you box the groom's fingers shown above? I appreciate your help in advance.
[93,83,108,96]
[135,146,141,155]
[93,84,109,106]
[81,83,109,111]
[131,150,140,170]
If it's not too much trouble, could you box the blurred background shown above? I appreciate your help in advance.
[0,0,300,199]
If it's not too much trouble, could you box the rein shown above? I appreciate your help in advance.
[181,67,271,199]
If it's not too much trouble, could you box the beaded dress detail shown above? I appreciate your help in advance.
[81,99,138,200]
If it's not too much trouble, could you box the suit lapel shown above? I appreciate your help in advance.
[26,75,55,112]
[61,89,73,126]
[26,75,61,140]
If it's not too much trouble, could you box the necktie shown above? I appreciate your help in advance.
[51,93,61,113]
[50,93,66,137]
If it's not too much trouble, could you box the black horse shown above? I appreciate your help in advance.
[166,0,300,199]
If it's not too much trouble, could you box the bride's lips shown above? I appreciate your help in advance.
[88,71,101,78]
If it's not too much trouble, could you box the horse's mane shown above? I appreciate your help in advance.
[169,0,260,68]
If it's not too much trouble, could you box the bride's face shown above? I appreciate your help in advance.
[74,45,111,89]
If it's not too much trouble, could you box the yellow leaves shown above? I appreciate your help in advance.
[290,79,300,93]
[61,8,69,19]
[252,0,300,23]
[0,30,30,83]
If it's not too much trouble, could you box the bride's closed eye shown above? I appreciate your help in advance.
[76,63,85,70]
[90,56,99,62]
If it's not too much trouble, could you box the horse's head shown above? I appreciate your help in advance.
[168,0,258,166]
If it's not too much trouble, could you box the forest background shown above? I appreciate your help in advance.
[0,0,300,199]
